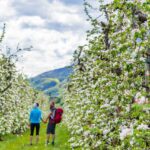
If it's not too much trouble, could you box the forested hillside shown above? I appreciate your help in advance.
[30,66,72,97]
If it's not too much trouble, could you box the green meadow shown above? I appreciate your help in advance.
[0,123,70,150]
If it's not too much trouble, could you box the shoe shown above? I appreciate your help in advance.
[52,141,54,146]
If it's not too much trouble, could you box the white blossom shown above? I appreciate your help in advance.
[137,124,149,130]
[120,128,133,140]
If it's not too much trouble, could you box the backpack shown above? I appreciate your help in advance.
[51,108,63,124]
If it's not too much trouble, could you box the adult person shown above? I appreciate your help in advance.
[45,101,56,145]
[29,102,44,145]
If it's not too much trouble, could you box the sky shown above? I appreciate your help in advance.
[0,0,90,77]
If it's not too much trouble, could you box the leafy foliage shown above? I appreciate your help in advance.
[64,0,150,149]
[0,55,35,136]
[0,26,40,137]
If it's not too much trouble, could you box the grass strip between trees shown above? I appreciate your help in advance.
[0,123,70,150]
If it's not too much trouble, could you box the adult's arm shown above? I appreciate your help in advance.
[44,112,52,123]
[40,110,45,123]
[28,110,32,127]
[41,117,45,123]
[29,110,32,123]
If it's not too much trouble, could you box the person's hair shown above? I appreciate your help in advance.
[36,103,39,107]
[50,101,55,109]
[51,101,55,105]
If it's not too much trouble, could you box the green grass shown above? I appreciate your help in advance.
[0,123,71,150]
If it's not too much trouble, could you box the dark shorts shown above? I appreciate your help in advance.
[30,123,40,136]
[47,122,56,134]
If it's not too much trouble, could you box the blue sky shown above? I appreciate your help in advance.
[0,0,89,77]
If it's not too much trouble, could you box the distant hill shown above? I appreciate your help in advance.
[30,66,73,97]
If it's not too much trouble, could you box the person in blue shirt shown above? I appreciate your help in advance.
[29,102,44,145]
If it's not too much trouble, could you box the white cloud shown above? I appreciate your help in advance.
[48,1,85,26]
[0,0,89,77]
[14,28,86,77]
[0,0,16,21]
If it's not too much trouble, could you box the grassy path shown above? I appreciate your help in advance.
[0,123,70,150]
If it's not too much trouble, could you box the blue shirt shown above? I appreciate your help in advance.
[30,108,42,123]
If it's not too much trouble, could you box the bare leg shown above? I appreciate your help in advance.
[52,134,55,145]
[36,135,39,144]
[30,136,33,145]
[46,134,50,144]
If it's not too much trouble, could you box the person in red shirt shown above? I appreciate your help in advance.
[45,101,56,145]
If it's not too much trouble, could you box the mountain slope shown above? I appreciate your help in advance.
[30,66,73,97]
